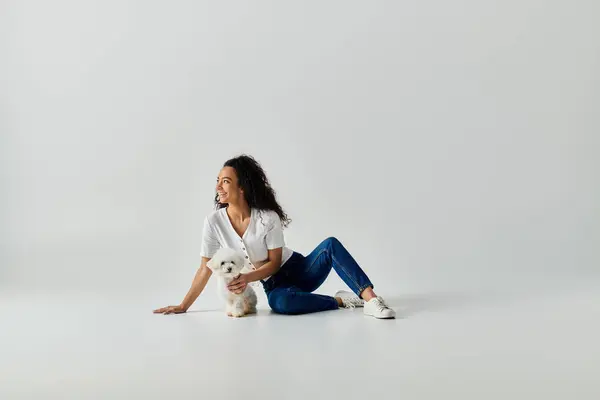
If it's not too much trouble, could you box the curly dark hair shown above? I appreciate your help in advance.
[215,154,291,228]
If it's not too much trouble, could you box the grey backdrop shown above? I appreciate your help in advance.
[2,1,599,306]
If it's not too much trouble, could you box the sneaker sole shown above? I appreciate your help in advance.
[364,312,396,319]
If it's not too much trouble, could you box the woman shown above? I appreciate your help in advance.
[153,155,395,319]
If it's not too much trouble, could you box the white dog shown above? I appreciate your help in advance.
[206,247,258,318]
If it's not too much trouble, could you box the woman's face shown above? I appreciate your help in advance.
[216,166,243,204]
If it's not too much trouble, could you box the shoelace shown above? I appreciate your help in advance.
[373,297,389,311]
[342,299,356,308]
[342,296,364,309]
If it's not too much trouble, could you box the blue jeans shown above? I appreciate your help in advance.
[261,237,374,315]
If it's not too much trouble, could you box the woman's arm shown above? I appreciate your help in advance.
[153,257,213,314]
[180,257,213,310]
[246,247,283,282]
[227,248,282,293]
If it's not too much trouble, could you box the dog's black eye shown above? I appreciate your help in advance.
[221,261,225,266]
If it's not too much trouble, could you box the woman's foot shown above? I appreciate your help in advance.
[364,296,396,319]
[334,290,364,308]
[335,290,396,319]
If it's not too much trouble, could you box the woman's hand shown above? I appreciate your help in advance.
[228,274,249,294]
[153,305,186,314]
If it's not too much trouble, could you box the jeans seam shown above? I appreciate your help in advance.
[305,248,328,277]
[331,252,362,292]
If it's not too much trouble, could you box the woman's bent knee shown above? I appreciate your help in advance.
[323,236,341,247]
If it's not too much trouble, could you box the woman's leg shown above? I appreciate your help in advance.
[292,236,376,300]
[267,286,339,315]
[263,239,395,318]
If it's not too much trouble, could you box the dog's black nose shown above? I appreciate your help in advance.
[226,267,232,272]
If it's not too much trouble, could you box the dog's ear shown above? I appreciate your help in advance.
[206,257,217,271]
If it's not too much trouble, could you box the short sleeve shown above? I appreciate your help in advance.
[200,216,221,259]
[265,213,286,249]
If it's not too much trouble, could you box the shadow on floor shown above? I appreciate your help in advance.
[185,308,222,313]
[185,291,505,318]
[382,291,498,317]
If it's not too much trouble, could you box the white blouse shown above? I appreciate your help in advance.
[199,207,294,280]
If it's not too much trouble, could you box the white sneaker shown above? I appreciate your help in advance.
[364,296,396,319]
[334,290,364,309]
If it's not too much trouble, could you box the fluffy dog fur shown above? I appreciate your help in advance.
[206,247,258,318]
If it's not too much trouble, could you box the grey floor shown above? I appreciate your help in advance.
[1,283,599,400]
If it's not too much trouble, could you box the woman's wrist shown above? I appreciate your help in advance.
[245,266,276,282]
